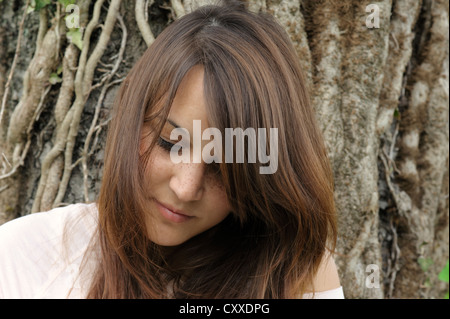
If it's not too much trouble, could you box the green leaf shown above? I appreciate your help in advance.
[26,5,35,14]
[418,257,433,272]
[438,260,449,283]
[66,29,83,50]
[34,0,51,10]
[58,0,77,6]
[393,108,400,118]
[27,0,51,13]
[49,73,62,85]
[56,64,63,75]
[423,277,432,288]
[445,291,449,299]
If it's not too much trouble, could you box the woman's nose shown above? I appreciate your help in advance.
[169,162,205,202]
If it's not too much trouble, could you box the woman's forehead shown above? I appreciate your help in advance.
[167,65,210,129]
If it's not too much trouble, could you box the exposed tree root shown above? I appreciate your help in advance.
[136,0,155,46]
[376,0,421,136]
[0,0,30,131]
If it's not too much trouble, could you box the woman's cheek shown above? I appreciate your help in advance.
[145,148,174,185]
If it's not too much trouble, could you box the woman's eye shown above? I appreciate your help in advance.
[157,137,176,152]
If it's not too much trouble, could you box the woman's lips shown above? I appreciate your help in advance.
[155,201,194,223]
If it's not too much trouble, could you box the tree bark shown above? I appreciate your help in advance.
[0,0,448,299]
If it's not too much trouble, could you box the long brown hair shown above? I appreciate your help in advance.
[87,0,337,298]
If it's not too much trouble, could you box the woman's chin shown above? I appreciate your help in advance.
[146,229,190,247]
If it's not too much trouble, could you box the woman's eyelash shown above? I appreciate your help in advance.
[157,137,221,175]
[157,137,220,174]
[157,137,175,152]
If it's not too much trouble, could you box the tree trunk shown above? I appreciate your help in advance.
[0,0,448,299]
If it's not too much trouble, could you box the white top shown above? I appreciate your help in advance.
[0,203,345,299]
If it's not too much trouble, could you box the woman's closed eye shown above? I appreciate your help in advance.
[157,137,221,174]
[157,137,180,153]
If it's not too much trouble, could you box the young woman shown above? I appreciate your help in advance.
[0,1,343,298]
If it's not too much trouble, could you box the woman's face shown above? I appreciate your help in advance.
[140,65,232,246]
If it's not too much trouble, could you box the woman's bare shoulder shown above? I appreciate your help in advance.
[0,202,97,256]
[0,203,98,298]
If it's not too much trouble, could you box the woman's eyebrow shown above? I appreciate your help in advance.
[167,118,180,129]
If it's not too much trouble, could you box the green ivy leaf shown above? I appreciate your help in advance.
[56,64,63,75]
[58,0,77,7]
[27,0,51,13]
[66,29,83,50]
[418,257,433,272]
[26,5,35,14]
[49,73,62,85]
[423,277,432,288]
[393,108,400,118]
[35,0,51,10]
[438,260,449,283]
